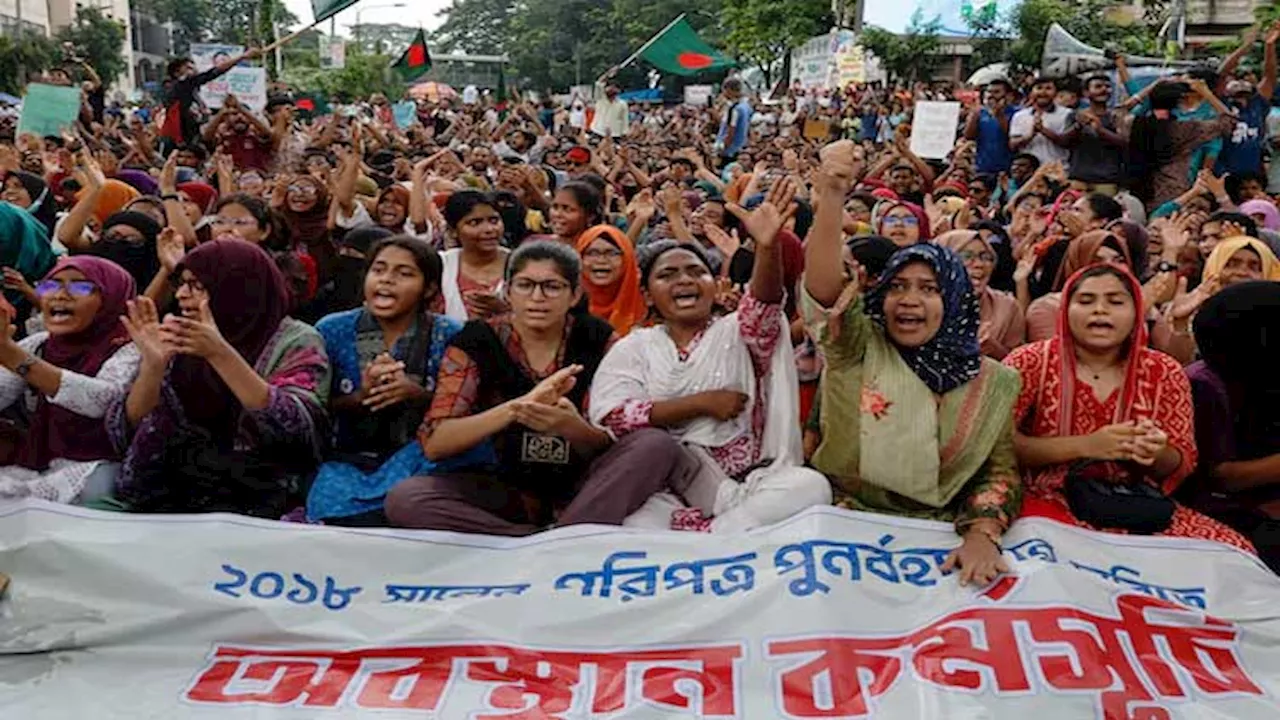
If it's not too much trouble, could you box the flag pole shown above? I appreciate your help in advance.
[599,13,687,83]
[261,18,324,55]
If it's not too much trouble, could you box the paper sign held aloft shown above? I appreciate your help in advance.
[16,84,82,139]
[909,101,962,160]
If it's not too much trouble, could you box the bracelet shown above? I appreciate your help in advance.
[161,193,181,202]
[14,354,36,378]
[966,526,1003,552]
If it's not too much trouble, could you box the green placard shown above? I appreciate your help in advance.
[16,84,82,138]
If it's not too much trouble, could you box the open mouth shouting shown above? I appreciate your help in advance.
[370,287,399,312]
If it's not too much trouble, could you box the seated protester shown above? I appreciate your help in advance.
[874,200,928,247]
[549,181,604,246]
[307,237,490,526]
[122,197,168,227]
[332,143,436,242]
[207,194,318,312]
[1239,198,1280,234]
[438,190,510,321]
[107,241,331,517]
[803,142,1022,586]
[593,190,830,533]
[0,258,139,503]
[385,240,685,535]
[576,224,648,337]
[1,170,57,236]
[937,230,1025,359]
[1197,211,1258,262]
[1202,236,1280,288]
[85,211,162,295]
[273,174,336,283]
[1025,230,1131,342]
[324,226,393,316]
[58,178,140,253]
[1181,282,1280,570]
[1004,264,1253,552]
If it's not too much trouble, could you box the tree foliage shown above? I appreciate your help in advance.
[431,0,516,56]
[721,0,830,85]
[136,0,299,56]
[1001,0,1160,73]
[55,5,128,84]
[281,51,399,102]
[0,33,59,95]
[860,11,942,84]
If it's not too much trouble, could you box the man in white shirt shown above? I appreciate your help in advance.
[591,68,629,138]
[1009,76,1072,166]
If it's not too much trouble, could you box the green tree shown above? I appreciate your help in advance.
[0,33,59,94]
[431,0,517,56]
[1004,0,1159,73]
[722,0,829,85]
[55,5,128,85]
[283,51,399,102]
[138,0,298,53]
[861,10,942,84]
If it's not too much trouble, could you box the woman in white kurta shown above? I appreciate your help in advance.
[591,181,830,533]
[0,256,139,503]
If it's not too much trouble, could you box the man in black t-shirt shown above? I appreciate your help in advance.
[160,48,262,152]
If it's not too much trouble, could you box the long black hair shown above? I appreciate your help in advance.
[1127,81,1185,205]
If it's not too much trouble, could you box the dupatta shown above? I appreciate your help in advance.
[590,311,802,467]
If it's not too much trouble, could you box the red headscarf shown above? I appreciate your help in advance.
[177,181,219,216]
[575,225,647,336]
[1054,263,1148,434]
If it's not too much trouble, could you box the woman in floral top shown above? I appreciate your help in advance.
[803,142,1023,586]
[105,240,331,517]
[590,179,831,533]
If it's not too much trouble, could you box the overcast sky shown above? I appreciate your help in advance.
[281,0,452,37]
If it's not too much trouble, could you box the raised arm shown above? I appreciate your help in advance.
[804,140,861,307]
[1261,21,1279,102]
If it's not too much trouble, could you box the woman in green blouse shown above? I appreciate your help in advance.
[803,140,1024,586]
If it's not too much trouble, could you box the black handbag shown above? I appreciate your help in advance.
[1063,461,1175,535]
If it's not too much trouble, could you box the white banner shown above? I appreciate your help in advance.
[910,100,963,160]
[190,43,267,112]
[1,501,1278,718]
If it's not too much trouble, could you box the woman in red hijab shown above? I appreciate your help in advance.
[576,225,647,336]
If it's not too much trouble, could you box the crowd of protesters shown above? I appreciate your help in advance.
[0,21,1277,582]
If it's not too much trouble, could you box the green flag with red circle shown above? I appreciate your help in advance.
[391,29,432,83]
[638,17,735,76]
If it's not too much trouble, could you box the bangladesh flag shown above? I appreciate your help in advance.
[391,29,432,83]
[638,16,735,77]
[310,0,358,23]
[294,92,331,119]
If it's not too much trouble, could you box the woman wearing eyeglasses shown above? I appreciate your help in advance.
[937,230,1025,359]
[575,224,646,336]
[106,240,331,517]
[874,200,929,247]
[0,257,139,504]
[385,240,684,535]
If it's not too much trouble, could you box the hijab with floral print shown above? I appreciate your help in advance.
[864,243,982,394]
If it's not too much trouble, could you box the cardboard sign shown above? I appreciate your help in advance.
[16,84,82,138]
[190,43,267,112]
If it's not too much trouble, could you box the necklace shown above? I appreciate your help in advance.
[1077,360,1112,381]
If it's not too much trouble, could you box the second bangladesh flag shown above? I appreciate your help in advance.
[391,29,432,83]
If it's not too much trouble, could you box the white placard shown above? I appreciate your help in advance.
[683,84,713,107]
[189,43,267,112]
[909,100,963,160]
[1,500,1278,717]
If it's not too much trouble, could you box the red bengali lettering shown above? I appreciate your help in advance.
[767,594,1263,720]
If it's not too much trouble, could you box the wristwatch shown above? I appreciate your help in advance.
[1156,260,1177,274]
[14,354,36,378]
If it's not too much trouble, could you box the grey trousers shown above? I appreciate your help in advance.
[384,429,685,536]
